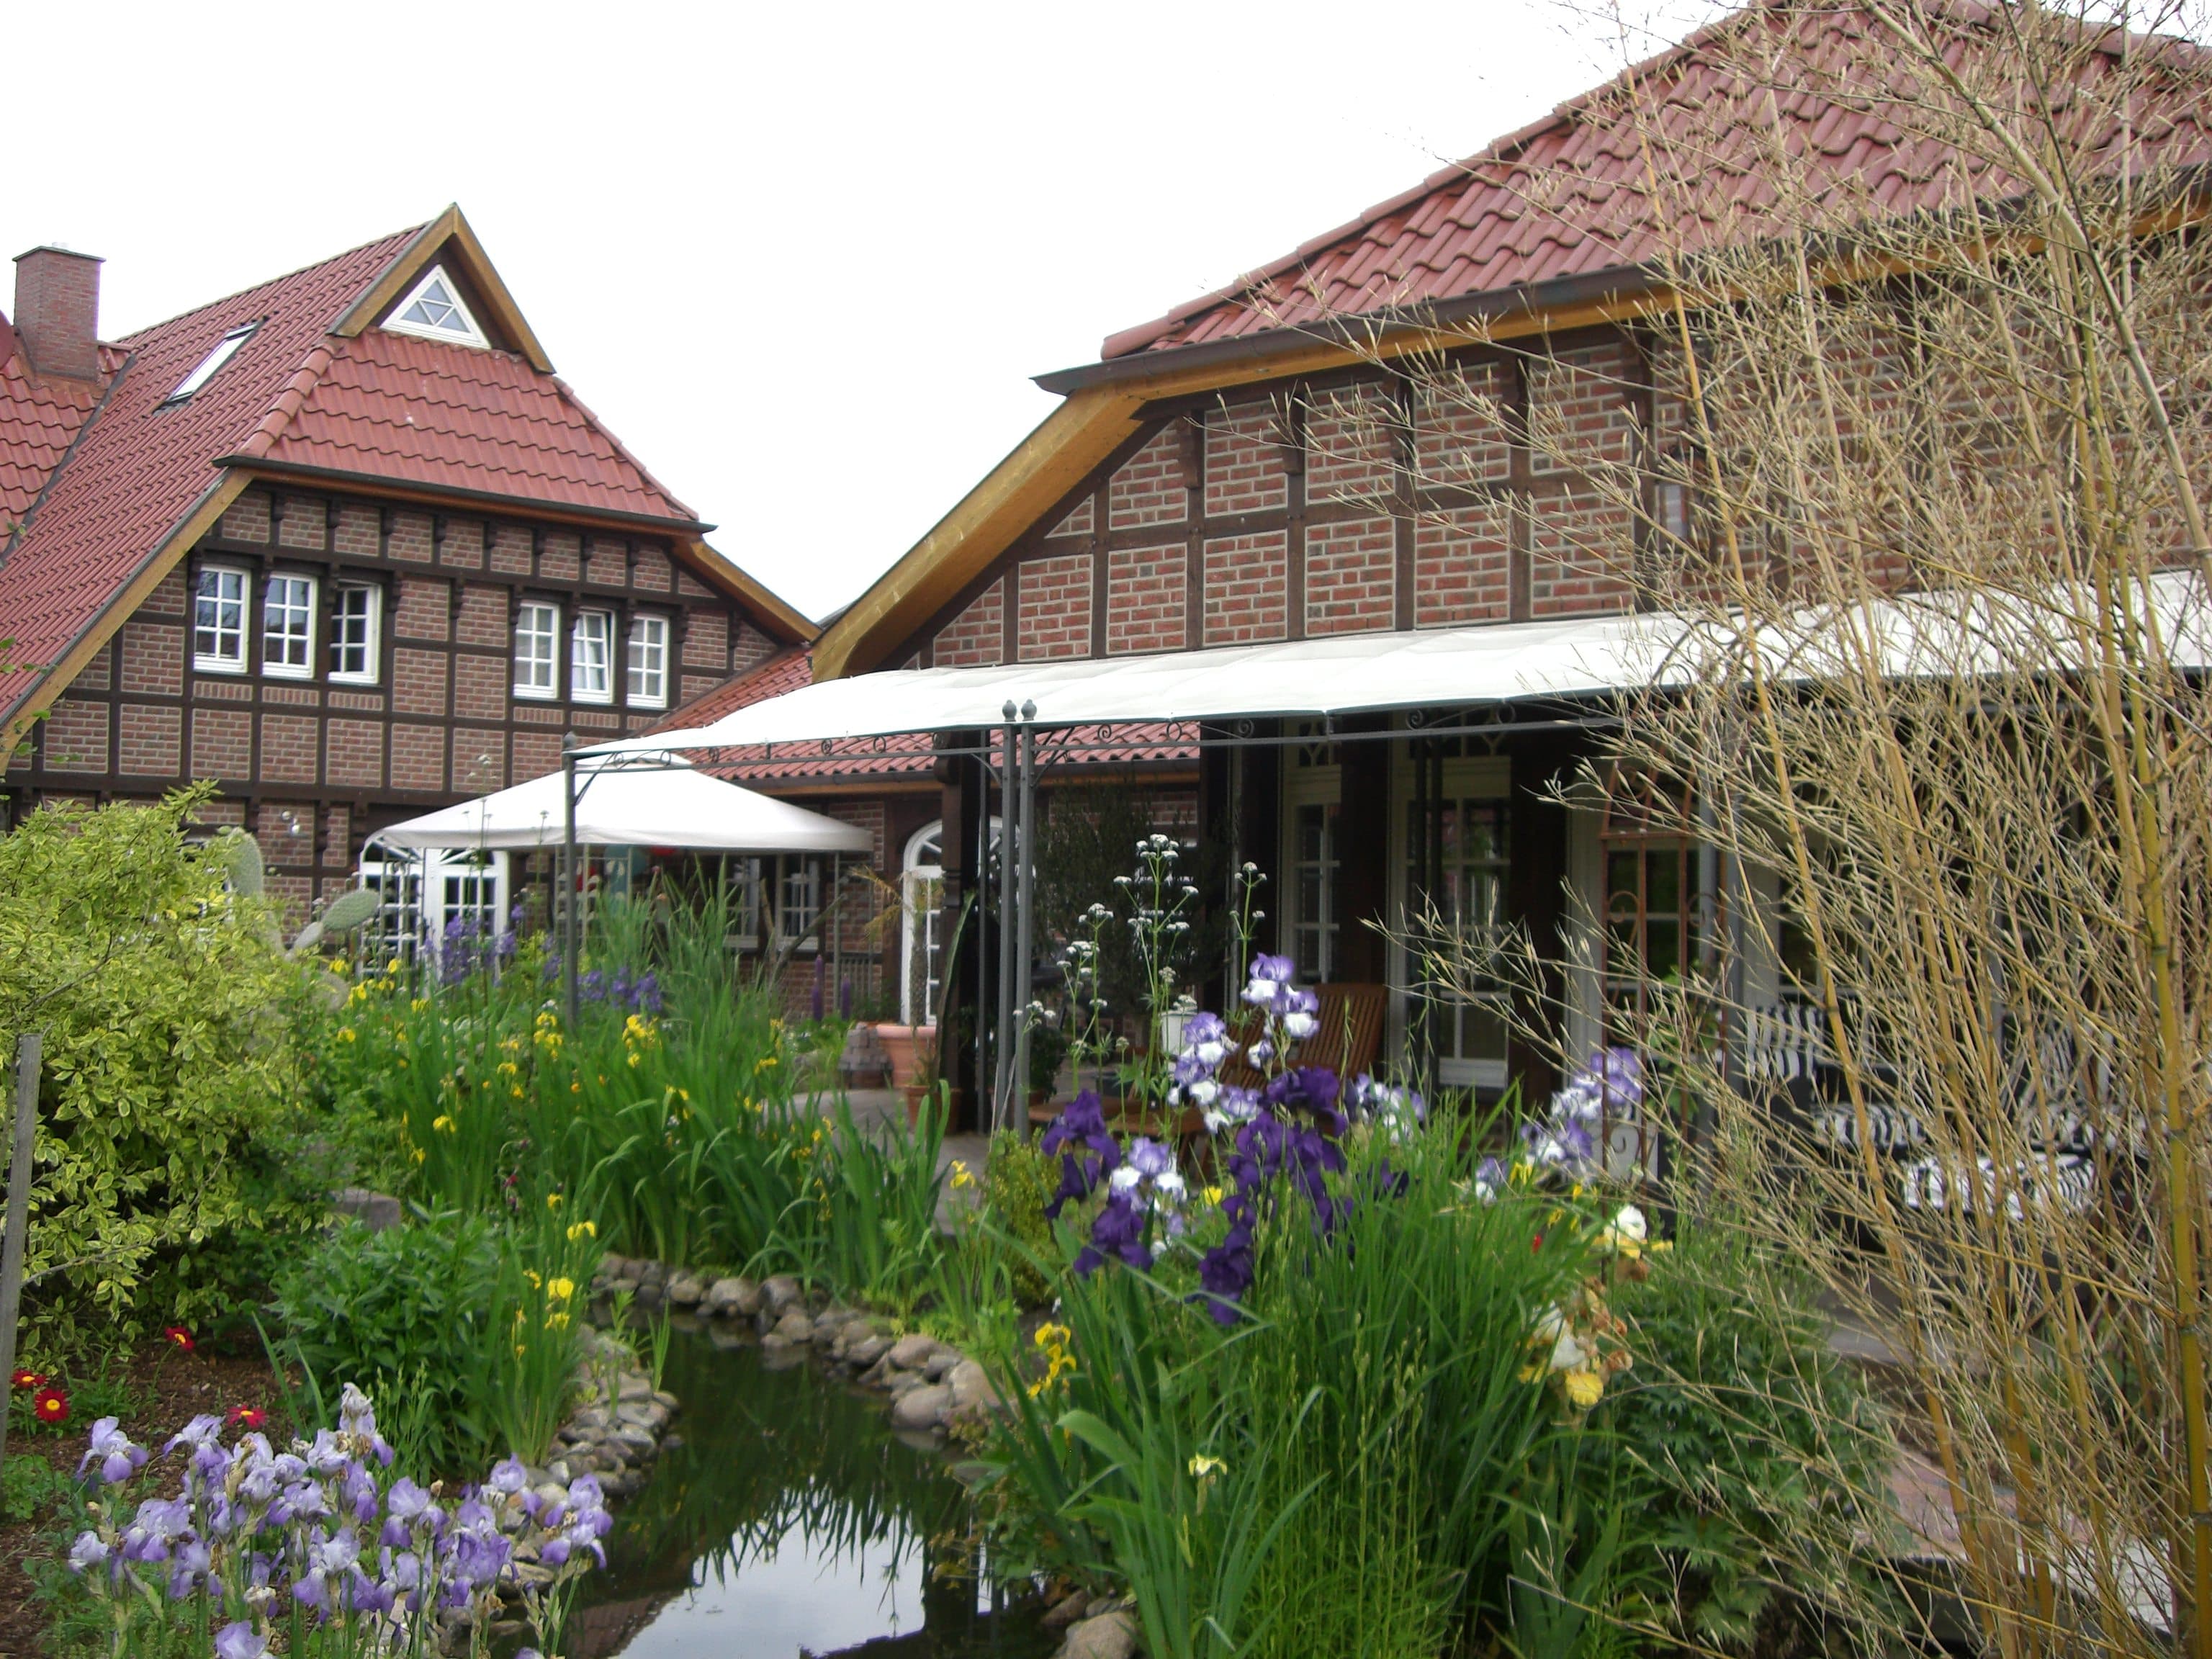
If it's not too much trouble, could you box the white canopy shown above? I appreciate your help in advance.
[579,572,2211,759]
[374,754,873,855]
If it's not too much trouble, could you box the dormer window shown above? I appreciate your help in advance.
[163,323,260,405]
[383,265,490,350]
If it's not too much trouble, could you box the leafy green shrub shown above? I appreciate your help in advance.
[1,1453,69,1524]
[0,790,328,1352]
[270,1199,604,1475]
[981,1129,1055,1306]
[1603,1221,1893,1647]
[269,1212,502,1475]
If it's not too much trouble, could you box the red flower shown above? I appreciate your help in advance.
[10,1367,46,1390]
[163,1326,196,1352]
[32,1387,68,1424]
[226,1405,267,1430]
[1531,1233,1545,1252]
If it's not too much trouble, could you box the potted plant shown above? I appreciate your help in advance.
[899,1025,940,1128]
[1027,1017,1071,1110]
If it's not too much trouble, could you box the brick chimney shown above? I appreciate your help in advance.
[12,246,102,381]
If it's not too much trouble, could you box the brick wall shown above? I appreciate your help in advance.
[1416,363,1514,489]
[261,714,320,784]
[1108,428,1185,530]
[190,707,252,778]
[326,719,383,788]
[43,699,109,773]
[1203,531,1289,645]
[1106,544,1187,655]
[119,706,181,775]
[683,610,727,671]
[1529,490,1635,616]
[1205,403,1290,517]
[1307,384,1397,505]
[1414,502,1513,626]
[1305,516,1396,635]
[120,621,184,694]
[934,578,1003,667]
[1017,554,1093,662]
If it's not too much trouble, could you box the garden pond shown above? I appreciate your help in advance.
[554,1322,1055,1658]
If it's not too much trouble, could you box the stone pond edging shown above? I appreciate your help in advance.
[590,1253,1141,1658]
[593,1254,1007,1435]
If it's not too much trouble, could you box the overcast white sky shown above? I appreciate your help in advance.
[8,1,1718,622]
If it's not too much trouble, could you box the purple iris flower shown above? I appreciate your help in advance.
[68,1531,111,1575]
[81,1417,149,1486]
[1075,1191,1154,1274]
[1040,1091,1123,1219]
[213,1622,267,1659]
[486,1459,530,1496]
[1126,1136,1175,1179]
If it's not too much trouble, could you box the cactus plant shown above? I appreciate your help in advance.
[288,886,383,958]
[214,830,264,899]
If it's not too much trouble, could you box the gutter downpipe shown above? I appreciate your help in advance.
[562,734,580,1025]
[994,706,1020,1133]
[1014,705,1038,1133]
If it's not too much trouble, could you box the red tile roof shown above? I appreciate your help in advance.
[0,219,745,728]
[0,341,104,523]
[1101,1,2212,359]
[654,646,1196,796]
[233,326,698,523]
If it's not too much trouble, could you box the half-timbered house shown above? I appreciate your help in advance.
[0,208,812,928]
[662,0,2211,1120]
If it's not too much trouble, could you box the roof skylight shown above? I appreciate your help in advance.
[383,265,490,349]
[161,322,260,405]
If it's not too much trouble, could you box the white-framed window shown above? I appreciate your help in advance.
[1282,723,1341,984]
[571,610,614,704]
[329,584,380,683]
[163,322,260,405]
[382,265,491,350]
[1393,747,1514,1092]
[194,567,249,672]
[262,574,316,678]
[778,856,822,946]
[513,601,560,698]
[899,818,1001,1025]
[626,614,669,708]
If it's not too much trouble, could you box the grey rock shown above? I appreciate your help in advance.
[1043,1592,1090,1632]
[531,1481,568,1509]
[616,1401,668,1433]
[847,1334,890,1368]
[667,1274,704,1306]
[923,1349,958,1382]
[772,1309,815,1344]
[762,1274,804,1313]
[887,1334,939,1371]
[889,1384,950,1431]
[945,1358,1001,1417]
[652,1388,678,1412]
[639,1260,667,1287]
[1061,1610,1138,1659]
[546,1459,572,1484]
[332,1188,403,1231]
[703,1276,760,1317]
[886,1369,927,1398]
[617,1375,654,1401]
[634,1282,664,1308]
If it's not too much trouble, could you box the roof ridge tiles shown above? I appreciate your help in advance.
[114,224,427,346]
[233,345,336,460]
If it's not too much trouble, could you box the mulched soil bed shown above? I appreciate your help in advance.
[0,1339,289,1659]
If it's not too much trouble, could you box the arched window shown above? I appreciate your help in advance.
[901,822,945,1027]
[899,817,1002,1027]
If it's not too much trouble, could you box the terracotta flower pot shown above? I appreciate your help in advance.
[873,1023,937,1089]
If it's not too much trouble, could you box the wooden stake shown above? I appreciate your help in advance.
[0,1032,41,1473]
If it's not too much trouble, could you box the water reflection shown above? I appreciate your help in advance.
[562,1325,1054,1658]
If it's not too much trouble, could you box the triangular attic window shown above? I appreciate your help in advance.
[383,264,490,349]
